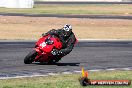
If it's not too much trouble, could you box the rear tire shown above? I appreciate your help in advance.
[24,50,37,64]
[47,58,61,64]
[47,59,56,64]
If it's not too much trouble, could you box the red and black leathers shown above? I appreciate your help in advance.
[42,29,76,56]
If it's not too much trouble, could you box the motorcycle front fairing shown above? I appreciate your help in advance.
[34,35,62,62]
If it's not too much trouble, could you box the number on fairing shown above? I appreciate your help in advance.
[40,42,46,48]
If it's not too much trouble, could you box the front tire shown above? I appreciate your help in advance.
[24,50,37,64]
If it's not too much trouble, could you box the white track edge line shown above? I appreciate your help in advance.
[0,67,132,80]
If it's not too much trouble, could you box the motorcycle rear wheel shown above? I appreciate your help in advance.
[24,50,37,64]
[47,58,61,64]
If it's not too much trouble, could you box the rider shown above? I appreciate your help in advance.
[42,24,77,62]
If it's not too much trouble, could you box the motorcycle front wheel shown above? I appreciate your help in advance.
[24,50,37,64]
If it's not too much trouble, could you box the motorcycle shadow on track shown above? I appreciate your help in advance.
[34,62,80,66]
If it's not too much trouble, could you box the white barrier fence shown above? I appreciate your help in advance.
[0,0,131,8]
[0,0,34,8]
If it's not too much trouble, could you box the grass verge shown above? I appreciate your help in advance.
[0,4,132,15]
[0,71,132,88]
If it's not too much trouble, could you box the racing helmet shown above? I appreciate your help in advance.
[62,24,72,37]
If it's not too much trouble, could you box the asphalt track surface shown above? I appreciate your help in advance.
[0,40,132,78]
[1,13,132,20]
[0,1,132,78]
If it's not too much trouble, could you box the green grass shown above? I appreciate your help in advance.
[0,4,132,15]
[0,71,132,88]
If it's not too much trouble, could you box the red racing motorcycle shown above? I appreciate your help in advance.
[24,34,63,64]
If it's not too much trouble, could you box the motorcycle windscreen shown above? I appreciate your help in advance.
[50,37,62,50]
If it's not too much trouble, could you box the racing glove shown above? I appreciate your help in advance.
[42,33,47,37]
[51,49,60,56]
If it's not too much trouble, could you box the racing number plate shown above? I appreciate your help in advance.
[40,42,46,48]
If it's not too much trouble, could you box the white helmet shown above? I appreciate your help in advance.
[62,24,72,37]
[63,24,72,31]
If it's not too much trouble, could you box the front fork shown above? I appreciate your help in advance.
[34,47,50,62]
[34,47,43,62]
